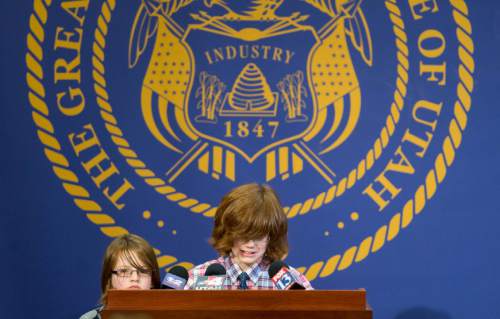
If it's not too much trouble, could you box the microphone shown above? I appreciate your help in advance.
[193,263,227,290]
[161,265,189,289]
[204,263,226,276]
[268,261,305,290]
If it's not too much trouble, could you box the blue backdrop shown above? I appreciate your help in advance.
[1,1,500,318]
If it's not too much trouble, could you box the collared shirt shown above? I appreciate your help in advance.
[185,256,314,290]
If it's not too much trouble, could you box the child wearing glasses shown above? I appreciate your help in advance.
[185,183,313,290]
[79,234,161,319]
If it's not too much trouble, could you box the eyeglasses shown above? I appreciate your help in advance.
[111,268,152,278]
[252,237,269,245]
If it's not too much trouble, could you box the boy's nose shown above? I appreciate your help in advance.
[129,270,140,281]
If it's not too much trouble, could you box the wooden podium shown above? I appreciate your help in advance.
[102,290,372,319]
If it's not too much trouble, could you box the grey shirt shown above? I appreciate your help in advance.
[79,305,103,319]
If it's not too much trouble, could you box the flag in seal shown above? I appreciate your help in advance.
[136,0,371,183]
[23,0,477,286]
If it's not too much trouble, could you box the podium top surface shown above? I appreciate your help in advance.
[106,289,368,311]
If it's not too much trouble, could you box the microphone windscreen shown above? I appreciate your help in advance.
[205,263,226,276]
[268,261,288,278]
[169,265,189,280]
[161,265,189,289]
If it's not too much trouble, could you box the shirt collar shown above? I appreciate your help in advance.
[223,256,268,285]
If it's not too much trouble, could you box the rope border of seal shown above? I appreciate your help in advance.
[91,0,410,219]
[284,0,409,218]
[27,0,473,279]
[26,0,193,272]
[295,0,475,280]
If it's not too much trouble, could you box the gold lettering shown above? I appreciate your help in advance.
[56,86,85,116]
[239,45,249,58]
[363,174,401,212]
[285,50,295,64]
[103,179,135,210]
[261,45,271,59]
[419,61,446,85]
[53,27,84,115]
[251,45,260,58]
[214,48,224,62]
[68,124,134,210]
[418,29,446,85]
[204,51,214,64]
[54,56,81,83]
[363,146,415,211]
[226,46,237,60]
[272,47,283,62]
[61,0,89,26]
[68,124,99,156]
[54,27,83,51]
[418,29,445,58]
[408,0,438,20]
[81,149,119,188]
[412,99,443,131]
[401,129,433,158]
[203,45,296,65]
[386,146,416,175]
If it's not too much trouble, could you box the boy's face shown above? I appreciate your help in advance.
[231,236,269,271]
[110,252,152,290]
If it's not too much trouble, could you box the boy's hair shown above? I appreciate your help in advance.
[210,183,288,261]
[100,234,160,304]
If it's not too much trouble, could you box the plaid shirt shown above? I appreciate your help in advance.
[185,256,313,290]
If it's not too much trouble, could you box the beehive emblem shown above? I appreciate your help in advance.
[183,24,318,161]
[220,63,278,117]
[129,0,373,183]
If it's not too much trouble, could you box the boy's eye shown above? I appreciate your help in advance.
[113,267,151,277]
[117,268,132,276]
[138,268,151,275]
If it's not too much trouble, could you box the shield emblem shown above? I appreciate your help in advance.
[182,22,319,162]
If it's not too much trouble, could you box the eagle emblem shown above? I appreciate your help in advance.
[129,0,372,184]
